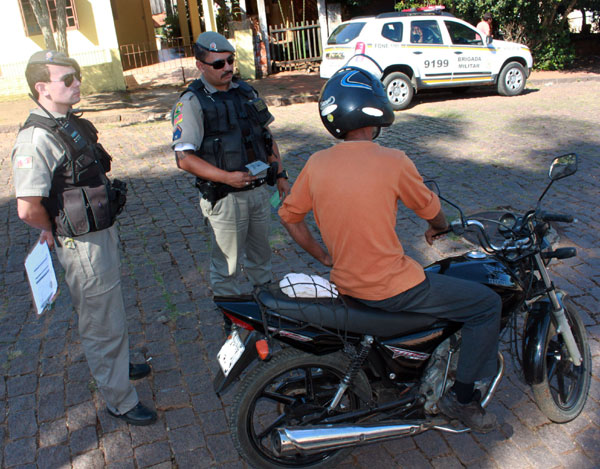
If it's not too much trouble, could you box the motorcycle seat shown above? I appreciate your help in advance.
[256,289,444,337]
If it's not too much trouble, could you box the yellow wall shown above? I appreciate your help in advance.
[0,0,126,97]
[111,0,156,48]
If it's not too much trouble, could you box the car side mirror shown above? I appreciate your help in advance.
[486,35,493,45]
[549,153,577,181]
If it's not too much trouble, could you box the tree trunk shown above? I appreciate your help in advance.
[29,0,57,50]
[559,0,579,28]
[55,0,69,55]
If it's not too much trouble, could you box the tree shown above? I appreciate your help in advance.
[29,0,56,50]
[29,0,69,55]
[395,0,600,69]
[55,0,68,55]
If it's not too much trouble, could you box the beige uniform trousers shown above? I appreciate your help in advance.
[200,185,273,296]
[55,225,138,414]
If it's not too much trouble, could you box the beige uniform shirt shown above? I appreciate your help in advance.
[12,109,68,198]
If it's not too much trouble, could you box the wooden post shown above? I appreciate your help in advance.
[187,0,202,41]
[316,0,328,53]
[255,0,271,74]
[177,0,191,46]
[201,0,218,32]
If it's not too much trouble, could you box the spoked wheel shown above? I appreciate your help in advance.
[230,348,368,468]
[531,299,591,422]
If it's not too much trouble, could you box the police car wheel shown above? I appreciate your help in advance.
[383,72,414,110]
[498,62,527,97]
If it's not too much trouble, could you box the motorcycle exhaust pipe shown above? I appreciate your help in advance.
[272,422,427,457]
[273,353,507,458]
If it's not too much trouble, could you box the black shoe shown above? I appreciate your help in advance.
[438,390,497,433]
[107,402,157,426]
[129,362,151,380]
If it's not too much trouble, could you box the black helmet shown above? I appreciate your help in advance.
[319,66,394,139]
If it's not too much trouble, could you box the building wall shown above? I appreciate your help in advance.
[0,0,126,97]
[111,0,156,47]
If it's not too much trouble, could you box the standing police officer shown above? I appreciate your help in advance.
[11,50,156,425]
[172,32,290,297]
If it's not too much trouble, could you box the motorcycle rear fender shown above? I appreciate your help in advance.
[213,330,260,396]
[522,292,567,385]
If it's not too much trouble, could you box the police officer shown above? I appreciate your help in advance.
[11,50,156,425]
[172,32,290,297]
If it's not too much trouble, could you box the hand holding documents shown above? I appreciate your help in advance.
[245,161,270,176]
[24,241,58,315]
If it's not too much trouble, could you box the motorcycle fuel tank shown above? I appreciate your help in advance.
[425,252,525,317]
[425,252,519,290]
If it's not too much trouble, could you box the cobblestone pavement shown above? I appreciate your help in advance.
[1,79,599,468]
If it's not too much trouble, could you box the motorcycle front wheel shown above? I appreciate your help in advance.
[531,299,592,422]
[229,348,368,468]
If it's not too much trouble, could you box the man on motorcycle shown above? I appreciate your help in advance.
[278,67,502,433]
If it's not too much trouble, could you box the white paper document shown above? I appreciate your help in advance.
[245,160,270,175]
[24,241,58,315]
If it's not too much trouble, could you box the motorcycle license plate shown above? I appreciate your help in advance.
[217,330,245,376]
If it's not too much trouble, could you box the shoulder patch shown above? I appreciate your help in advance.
[173,125,182,141]
[15,155,33,169]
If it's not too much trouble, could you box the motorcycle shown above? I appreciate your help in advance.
[212,153,591,468]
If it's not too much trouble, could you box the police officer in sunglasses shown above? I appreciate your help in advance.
[172,32,290,299]
[11,50,157,426]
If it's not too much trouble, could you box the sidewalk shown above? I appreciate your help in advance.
[1,67,598,133]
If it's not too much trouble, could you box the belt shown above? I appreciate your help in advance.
[228,178,266,193]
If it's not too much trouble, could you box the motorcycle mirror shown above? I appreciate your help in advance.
[549,153,577,181]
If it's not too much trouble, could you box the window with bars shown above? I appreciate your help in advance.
[18,0,79,37]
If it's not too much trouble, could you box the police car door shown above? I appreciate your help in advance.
[443,20,493,85]
[408,19,451,88]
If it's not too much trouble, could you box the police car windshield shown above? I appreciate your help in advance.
[328,22,366,45]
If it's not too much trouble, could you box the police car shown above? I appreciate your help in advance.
[320,6,534,109]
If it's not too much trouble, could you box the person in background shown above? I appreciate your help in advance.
[477,12,493,37]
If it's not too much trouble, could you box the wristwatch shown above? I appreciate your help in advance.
[276,169,289,180]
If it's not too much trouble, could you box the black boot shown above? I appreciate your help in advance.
[129,362,151,380]
[107,402,157,426]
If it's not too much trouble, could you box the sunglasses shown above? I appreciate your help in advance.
[49,71,81,87]
[200,55,234,70]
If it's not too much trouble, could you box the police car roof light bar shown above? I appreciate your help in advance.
[401,5,445,12]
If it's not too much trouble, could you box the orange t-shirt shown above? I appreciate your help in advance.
[278,141,441,300]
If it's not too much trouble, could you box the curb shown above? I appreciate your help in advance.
[528,75,600,85]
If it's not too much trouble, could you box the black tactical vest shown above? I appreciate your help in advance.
[21,113,125,237]
[184,79,273,172]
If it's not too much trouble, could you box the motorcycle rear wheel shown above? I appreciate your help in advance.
[531,299,591,423]
[229,348,368,468]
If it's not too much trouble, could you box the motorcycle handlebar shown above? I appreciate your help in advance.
[538,211,574,223]
[541,247,577,260]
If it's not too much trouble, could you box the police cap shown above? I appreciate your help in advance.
[195,31,235,53]
[27,50,80,69]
